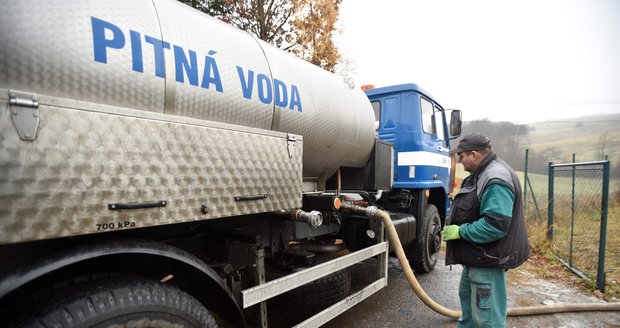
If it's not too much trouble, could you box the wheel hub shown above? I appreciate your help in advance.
[430,223,441,253]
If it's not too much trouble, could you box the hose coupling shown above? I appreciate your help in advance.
[278,209,323,228]
[365,205,379,218]
[340,202,379,219]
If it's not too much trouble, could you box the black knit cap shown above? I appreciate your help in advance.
[450,133,491,154]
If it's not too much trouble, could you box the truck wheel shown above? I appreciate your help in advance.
[20,277,218,328]
[270,268,351,311]
[407,204,441,273]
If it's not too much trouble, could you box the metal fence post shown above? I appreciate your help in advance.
[569,154,576,266]
[547,161,554,240]
[524,148,529,214]
[597,160,610,292]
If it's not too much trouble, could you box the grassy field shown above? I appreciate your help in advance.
[526,114,620,164]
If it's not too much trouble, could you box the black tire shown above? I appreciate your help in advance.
[270,268,351,311]
[407,204,441,273]
[19,277,218,328]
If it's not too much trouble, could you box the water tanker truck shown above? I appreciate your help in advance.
[0,0,462,326]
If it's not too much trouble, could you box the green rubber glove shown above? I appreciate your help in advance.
[442,225,461,241]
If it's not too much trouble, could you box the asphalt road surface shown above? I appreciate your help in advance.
[269,250,620,327]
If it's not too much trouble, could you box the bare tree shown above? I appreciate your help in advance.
[179,0,344,73]
[462,119,530,170]
[289,0,342,73]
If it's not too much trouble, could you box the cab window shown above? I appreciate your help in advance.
[371,101,381,127]
[421,98,445,140]
[421,98,435,134]
[434,105,445,141]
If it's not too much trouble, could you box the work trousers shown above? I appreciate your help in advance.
[457,266,506,328]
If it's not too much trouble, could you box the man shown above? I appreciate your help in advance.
[443,133,530,328]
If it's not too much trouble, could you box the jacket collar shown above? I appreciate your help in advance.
[458,152,497,192]
[472,151,497,176]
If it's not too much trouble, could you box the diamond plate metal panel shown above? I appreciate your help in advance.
[0,94,302,244]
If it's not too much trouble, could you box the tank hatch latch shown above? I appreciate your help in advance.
[287,134,297,158]
[9,90,40,141]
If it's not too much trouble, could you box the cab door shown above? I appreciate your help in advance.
[420,97,449,150]
[371,95,401,180]
[414,96,451,188]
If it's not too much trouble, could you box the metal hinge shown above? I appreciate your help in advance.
[287,134,296,158]
[9,90,40,141]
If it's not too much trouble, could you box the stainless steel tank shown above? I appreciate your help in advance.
[0,0,376,179]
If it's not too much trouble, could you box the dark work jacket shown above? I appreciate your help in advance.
[445,153,530,269]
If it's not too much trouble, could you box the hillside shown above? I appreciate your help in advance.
[526,114,620,164]
[457,114,620,195]
[459,114,620,175]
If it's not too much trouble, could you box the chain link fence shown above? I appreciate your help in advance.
[548,160,609,292]
[523,149,550,221]
[524,149,612,292]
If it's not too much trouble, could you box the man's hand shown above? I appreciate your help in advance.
[442,225,461,241]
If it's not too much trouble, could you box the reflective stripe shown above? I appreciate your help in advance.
[397,151,451,168]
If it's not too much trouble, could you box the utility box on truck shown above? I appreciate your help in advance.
[0,1,462,327]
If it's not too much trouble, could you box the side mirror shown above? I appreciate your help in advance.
[449,109,462,139]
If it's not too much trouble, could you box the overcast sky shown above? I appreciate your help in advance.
[336,0,620,123]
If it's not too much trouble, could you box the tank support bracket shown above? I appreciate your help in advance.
[9,90,39,141]
[287,134,297,158]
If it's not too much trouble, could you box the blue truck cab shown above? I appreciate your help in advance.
[364,83,462,272]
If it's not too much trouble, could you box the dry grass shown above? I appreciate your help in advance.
[523,195,620,301]
[603,194,620,300]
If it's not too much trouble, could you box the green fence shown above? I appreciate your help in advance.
[524,150,611,292]
[548,160,610,292]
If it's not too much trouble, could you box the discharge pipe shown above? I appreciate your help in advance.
[340,203,620,318]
